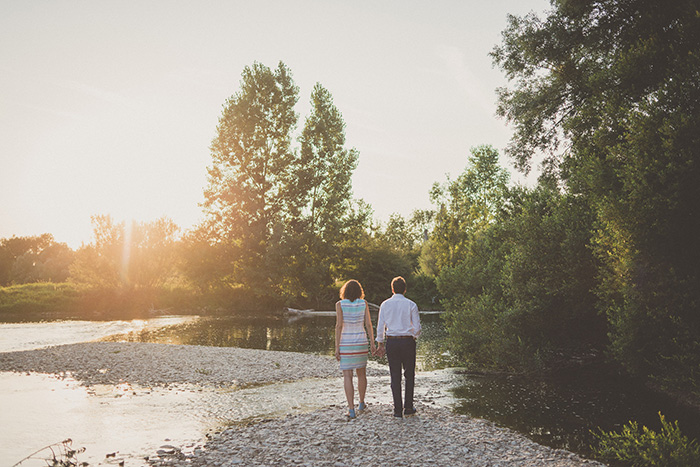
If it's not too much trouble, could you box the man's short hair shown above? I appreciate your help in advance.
[391,276,406,294]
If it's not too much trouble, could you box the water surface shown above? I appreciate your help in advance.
[0,316,195,353]
[2,313,699,464]
[103,313,700,457]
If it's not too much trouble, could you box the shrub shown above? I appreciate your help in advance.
[591,412,700,466]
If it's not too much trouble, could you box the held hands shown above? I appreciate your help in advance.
[372,344,386,358]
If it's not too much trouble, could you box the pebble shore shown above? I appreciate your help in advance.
[0,341,385,387]
[149,404,605,467]
[0,342,605,466]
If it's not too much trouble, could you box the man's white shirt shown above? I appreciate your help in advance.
[376,293,421,343]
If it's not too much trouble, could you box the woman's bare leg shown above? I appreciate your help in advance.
[357,367,367,405]
[343,369,355,410]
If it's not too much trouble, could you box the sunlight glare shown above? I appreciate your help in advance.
[121,219,133,284]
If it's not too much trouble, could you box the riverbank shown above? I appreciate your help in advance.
[149,403,605,467]
[0,341,387,387]
[0,342,605,466]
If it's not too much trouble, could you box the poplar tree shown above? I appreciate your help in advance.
[281,84,360,305]
[203,61,300,298]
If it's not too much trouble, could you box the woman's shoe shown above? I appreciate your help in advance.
[357,402,367,412]
[346,409,356,419]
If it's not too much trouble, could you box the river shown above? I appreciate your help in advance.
[1,313,699,465]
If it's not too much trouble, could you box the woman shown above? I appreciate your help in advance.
[335,279,376,419]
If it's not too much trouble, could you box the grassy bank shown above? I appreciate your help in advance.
[0,282,290,322]
[0,283,79,320]
[0,282,205,322]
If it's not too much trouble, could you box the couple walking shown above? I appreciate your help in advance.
[334,276,421,419]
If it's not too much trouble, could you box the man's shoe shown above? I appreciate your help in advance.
[404,407,417,416]
[393,412,403,418]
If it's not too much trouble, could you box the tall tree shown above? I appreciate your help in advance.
[203,61,300,299]
[297,83,359,241]
[429,145,509,269]
[276,83,360,305]
[492,0,700,393]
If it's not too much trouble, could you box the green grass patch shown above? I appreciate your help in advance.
[0,282,80,319]
[0,282,289,322]
[0,283,204,322]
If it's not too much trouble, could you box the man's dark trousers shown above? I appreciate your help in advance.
[386,337,416,415]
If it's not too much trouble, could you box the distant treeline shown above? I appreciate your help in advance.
[3,0,699,406]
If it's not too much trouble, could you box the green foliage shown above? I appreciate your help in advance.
[0,282,201,321]
[592,413,700,467]
[279,82,361,307]
[407,273,440,310]
[0,282,79,319]
[590,102,700,395]
[199,62,363,307]
[429,145,509,270]
[177,226,236,293]
[493,0,700,395]
[379,211,433,253]
[0,234,74,286]
[439,185,606,371]
[202,61,300,301]
[335,236,414,306]
[296,83,358,240]
[70,215,180,289]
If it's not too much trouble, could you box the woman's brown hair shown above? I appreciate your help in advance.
[339,279,365,302]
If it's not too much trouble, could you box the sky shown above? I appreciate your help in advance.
[1,0,551,249]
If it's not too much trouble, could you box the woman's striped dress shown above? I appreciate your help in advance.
[339,299,369,370]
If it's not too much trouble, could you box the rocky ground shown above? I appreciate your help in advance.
[0,342,606,466]
[0,341,385,387]
[148,403,605,467]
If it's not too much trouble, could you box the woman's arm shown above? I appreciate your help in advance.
[335,301,343,361]
[364,301,376,354]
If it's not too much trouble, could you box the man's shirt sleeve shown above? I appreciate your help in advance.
[412,302,421,339]
[376,306,386,343]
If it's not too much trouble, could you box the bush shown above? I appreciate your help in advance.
[0,282,79,319]
[591,412,700,466]
[438,186,606,372]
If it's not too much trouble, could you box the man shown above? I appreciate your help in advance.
[375,276,421,418]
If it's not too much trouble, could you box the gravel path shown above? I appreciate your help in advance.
[0,341,386,387]
[0,342,605,466]
[149,404,604,467]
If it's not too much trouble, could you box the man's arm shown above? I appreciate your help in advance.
[411,301,421,339]
[376,305,387,357]
[376,306,386,343]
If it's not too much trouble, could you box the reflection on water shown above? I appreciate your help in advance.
[3,313,700,464]
[102,313,455,371]
[449,368,700,457]
[103,313,700,457]
[0,316,195,353]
